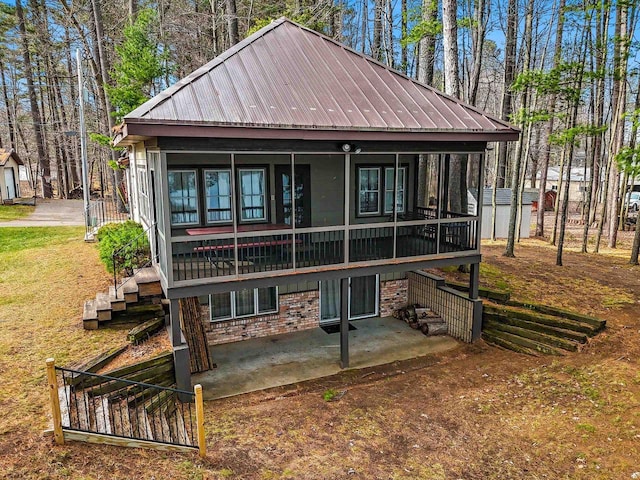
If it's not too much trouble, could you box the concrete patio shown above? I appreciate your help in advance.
[193,316,460,400]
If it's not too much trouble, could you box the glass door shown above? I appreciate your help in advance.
[319,275,379,323]
[320,278,340,324]
[349,275,379,319]
[275,164,311,227]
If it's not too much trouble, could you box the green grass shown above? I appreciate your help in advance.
[0,227,83,254]
[0,226,121,435]
[0,204,34,221]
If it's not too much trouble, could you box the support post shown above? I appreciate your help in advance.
[340,277,349,369]
[45,358,64,445]
[169,299,192,393]
[194,384,206,458]
[469,262,480,300]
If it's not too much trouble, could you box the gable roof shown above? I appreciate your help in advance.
[118,18,519,144]
[0,148,23,167]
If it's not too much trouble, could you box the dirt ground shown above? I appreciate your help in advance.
[1,227,640,479]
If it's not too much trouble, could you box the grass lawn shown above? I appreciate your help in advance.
[0,204,35,221]
[0,227,639,479]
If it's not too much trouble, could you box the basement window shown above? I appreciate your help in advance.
[209,287,278,321]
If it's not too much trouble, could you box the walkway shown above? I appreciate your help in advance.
[0,199,84,227]
[193,316,460,400]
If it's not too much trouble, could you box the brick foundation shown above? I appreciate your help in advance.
[379,279,409,317]
[205,290,320,345]
[203,279,408,345]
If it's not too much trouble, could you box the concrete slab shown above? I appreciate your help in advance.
[193,316,459,400]
[0,199,84,226]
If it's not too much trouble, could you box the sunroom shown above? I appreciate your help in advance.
[162,150,484,286]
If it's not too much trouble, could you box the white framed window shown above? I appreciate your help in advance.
[137,167,149,221]
[358,167,381,215]
[384,167,406,214]
[204,169,232,223]
[168,170,199,225]
[210,287,278,321]
[238,168,267,221]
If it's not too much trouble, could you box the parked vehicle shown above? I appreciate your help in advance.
[627,191,640,212]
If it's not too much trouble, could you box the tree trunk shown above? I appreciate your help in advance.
[417,0,438,86]
[0,59,15,150]
[495,0,517,190]
[226,0,239,46]
[373,0,383,61]
[15,0,52,198]
[401,0,408,73]
[468,0,487,106]
[535,0,566,237]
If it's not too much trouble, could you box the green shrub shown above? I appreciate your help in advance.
[97,221,151,275]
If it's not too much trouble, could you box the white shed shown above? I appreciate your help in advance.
[468,188,536,239]
[0,148,23,203]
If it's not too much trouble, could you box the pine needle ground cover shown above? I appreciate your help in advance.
[0,229,639,479]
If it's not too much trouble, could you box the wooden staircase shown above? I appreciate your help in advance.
[83,267,164,330]
[482,302,606,356]
[58,353,194,447]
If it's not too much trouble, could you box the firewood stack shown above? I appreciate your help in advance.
[393,304,448,336]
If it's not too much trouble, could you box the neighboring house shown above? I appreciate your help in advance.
[468,188,537,239]
[529,166,591,207]
[113,18,519,389]
[0,148,22,203]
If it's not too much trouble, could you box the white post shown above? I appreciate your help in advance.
[77,49,91,239]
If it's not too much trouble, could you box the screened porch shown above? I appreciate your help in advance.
[155,151,483,286]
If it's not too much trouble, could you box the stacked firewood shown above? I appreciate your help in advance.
[393,304,448,336]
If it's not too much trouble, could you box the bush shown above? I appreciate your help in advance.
[97,221,151,275]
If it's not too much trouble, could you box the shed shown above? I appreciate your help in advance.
[0,148,23,203]
[468,188,536,239]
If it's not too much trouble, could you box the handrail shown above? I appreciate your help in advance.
[112,222,157,292]
[51,361,201,451]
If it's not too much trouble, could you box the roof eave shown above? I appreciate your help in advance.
[123,121,520,143]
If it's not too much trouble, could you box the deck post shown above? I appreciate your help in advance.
[340,277,349,369]
[45,358,64,445]
[469,262,479,299]
[194,384,206,458]
[169,299,192,394]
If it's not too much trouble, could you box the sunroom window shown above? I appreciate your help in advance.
[358,167,380,215]
[168,170,198,225]
[239,168,266,221]
[204,169,232,223]
[384,167,406,214]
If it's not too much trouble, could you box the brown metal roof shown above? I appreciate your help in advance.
[121,18,519,143]
[0,148,23,166]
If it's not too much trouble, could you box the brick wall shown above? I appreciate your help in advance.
[202,278,408,345]
[204,290,320,345]
[379,279,409,317]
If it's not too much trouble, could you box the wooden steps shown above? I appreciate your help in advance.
[82,268,164,332]
[482,302,606,356]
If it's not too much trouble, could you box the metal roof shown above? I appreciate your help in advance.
[0,148,23,167]
[121,18,519,143]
